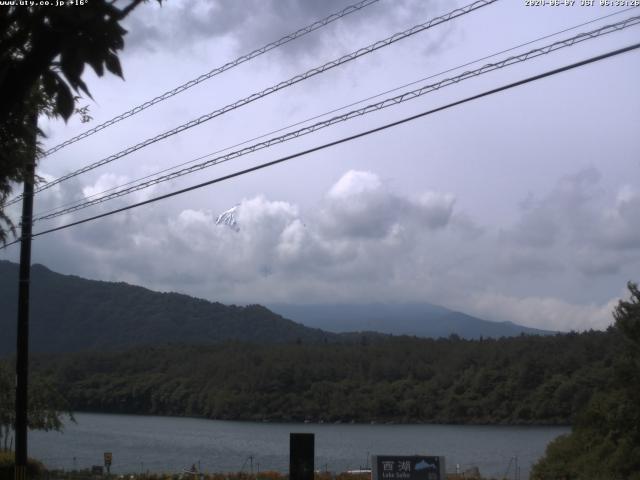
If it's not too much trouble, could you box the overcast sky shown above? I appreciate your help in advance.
[2,0,639,331]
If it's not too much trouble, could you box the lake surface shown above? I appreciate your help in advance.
[29,413,568,479]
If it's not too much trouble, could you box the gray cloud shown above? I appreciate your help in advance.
[2,167,635,332]
[7,0,637,338]
[503,168,602,249]
[11,169,456,296]
[596,187,640,251]
[467,293,620,333]
[500,168,639,279]
[575,251,622,276]
[319,170,454,239]
[122,0,446,61]
[495,249,563,277]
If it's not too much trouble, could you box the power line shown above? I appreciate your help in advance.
[2,0,496,208]
[3,41,637,249]
[31,15,640,223]
[41,0,381,158]
[32,6,637,220]
[32,14,640,221]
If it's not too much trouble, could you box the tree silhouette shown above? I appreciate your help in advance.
[0,362,72,451]
[0,0,160,242]
[532,282,640,480]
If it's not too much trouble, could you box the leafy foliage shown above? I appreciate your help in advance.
[24,330,621,425]
[0,0,159,242]
[532,282,640,480]
[0,362,73,452]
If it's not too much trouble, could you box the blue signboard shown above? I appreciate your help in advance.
[372,455,445,480]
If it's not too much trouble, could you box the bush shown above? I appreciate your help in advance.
[0,451,46,480]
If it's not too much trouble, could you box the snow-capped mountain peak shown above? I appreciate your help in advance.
[215,205,239,231]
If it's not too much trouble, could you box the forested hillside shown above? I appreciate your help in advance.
[1,261,554,357]
[25,330,620,425]
[0,261,335,355]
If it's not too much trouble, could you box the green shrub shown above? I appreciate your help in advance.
[0,451,46,480]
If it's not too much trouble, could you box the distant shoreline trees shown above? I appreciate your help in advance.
[16,327,623,427]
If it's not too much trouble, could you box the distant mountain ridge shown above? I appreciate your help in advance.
[0,261,551,357]
[267,302,554,339]
[0,261,334,356]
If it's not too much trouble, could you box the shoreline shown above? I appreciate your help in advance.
[65,409,572,428]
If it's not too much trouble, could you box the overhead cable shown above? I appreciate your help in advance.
[3,0,496,209]
[2,41,634,249]
[32,6,638,219]
[42,0,381,158]
[31,15,640,223]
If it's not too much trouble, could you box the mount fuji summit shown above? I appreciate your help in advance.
[215,205,240,231]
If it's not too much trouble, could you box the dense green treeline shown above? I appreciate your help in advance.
[532,283,640,480]
[25,330,620,425]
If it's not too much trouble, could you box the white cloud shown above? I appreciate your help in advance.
[2,167,636,332]
[82,173,130,199]
[328,170,381,198]
[0,0,633,339]
[320,170,455,239]
[410,191,456,229]
[468,292,620,332]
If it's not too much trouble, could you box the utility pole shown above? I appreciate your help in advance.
[14,110,37,480]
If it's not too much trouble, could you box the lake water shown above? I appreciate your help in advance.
[29,413,568,479]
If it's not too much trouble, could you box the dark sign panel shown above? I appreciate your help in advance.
[372,455,445,480]
[290,433,314,480]
[91,466,104,475]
